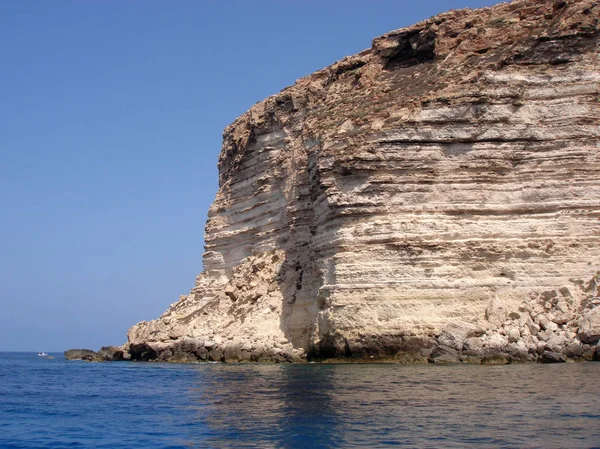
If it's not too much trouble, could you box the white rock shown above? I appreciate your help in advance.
[507,328,521,343]
[557,301,569,313]
[546,335,567,352]
[538,317,558,332]
[486,295,508,328]
[528,322,541,336]
[537,330,552,342]
[463,337,484,351]
[488,334,508,349]
[578,308,600,344]
[439,321,482,350]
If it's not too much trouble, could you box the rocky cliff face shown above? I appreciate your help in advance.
[125,0,600,364]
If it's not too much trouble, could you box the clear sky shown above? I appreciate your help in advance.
[1,0,500,352]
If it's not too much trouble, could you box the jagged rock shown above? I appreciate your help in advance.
[549,311,572,325]
[486,296,508,328]
[64,349,100,362]
[224,285,238,301]
[437,321,483,351]
[146,342,171,361]
[528,322,541,337]
[545,335,567,353]
[128,343,157,361]
[394,336,436,363]
[538,317,558,333]
[556,301,570,313]
[537,330,552,342]
[463,337,484,352]
[581,345,597,361]
[431,354,460,364]
[487,334,509,349]
[179,337,204,354]
[204,340,218,350]
[223,344,252,363]
[481,353,510,365]
[577,308,600,344]
[208,348,224,362]
[97,346,126,361]
[563,342,585,359]
[168,353,198,363]
[196,347,209,360]
[461,355,483,365]
[536,342,547,354]
[281,347,304,363]
[539,351,567,364]
[505,345,534,363]
[119,0,600,363]
[429,346,460,364]
[506,328,521,343]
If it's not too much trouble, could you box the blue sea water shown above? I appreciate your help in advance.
[1,353,599,448]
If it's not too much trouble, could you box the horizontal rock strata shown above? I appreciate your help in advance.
[123,0,600,364]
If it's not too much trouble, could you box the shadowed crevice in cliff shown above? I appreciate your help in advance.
[379,29,437,70]
[277,139,332,355]
[129,343,157,361]
[506,32,599,66]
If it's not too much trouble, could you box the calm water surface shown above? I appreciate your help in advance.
[1,352,599,448]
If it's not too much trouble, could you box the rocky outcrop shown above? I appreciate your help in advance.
[64,349,101,362]
[65,347,130,362]
[124,0,600,363]
[97,346,128,361]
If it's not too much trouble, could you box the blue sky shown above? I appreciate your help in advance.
[0,0,500,352]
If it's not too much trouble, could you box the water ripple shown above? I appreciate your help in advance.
[0,354,599,448]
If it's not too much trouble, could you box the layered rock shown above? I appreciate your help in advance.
[125,0,600,363]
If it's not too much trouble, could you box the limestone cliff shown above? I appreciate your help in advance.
[125,0,600,364]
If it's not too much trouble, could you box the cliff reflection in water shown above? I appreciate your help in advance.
[187,364,340,448]
[186,363,600,449]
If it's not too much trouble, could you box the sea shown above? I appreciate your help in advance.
[1,353,599,449]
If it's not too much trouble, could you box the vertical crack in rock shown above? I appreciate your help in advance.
[122,0,600,364]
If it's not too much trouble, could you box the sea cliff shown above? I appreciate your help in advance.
[121,0,600,364]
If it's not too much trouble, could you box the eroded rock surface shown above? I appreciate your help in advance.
[124,0,600,363]
[64,349,101,362]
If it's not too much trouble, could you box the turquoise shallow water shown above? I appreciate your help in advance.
[1,352,599,448]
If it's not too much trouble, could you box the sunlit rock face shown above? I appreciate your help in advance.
[125,0,600,363]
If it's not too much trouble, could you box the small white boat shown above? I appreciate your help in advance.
[37,352,48,357]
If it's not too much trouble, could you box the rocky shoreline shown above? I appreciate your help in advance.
[64,339,600,365]
[69,274,600,365]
